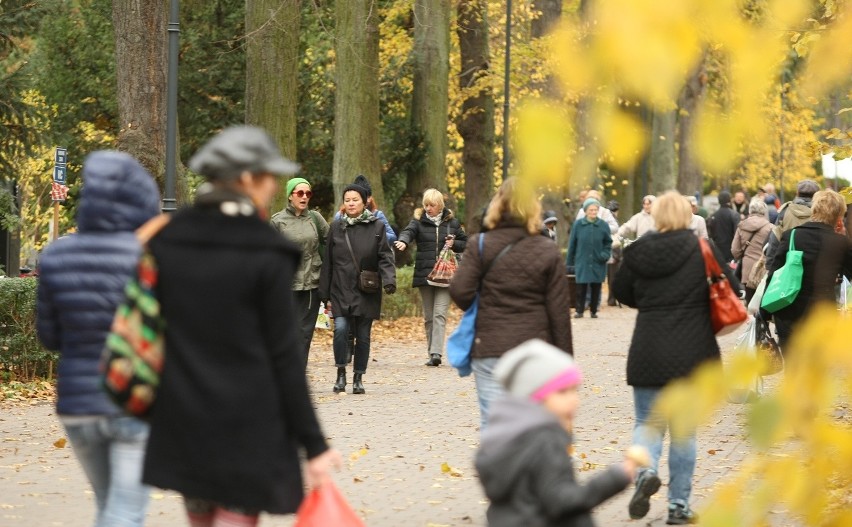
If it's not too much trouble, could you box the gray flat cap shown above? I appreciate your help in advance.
[189,125,299,181]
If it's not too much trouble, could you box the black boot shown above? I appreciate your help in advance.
[352,373,365,394]
[425,353,442,366]
[333,368,346,393]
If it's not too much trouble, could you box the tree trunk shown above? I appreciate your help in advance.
[457,0,495,232]
[531,0,565,244]
[333,0,382,206]
[409,0,451,197]
[246,0,300,212]
[112,0,168,187]
[677,55,707,197]
[648,108,677,194]
[531,0,562,37]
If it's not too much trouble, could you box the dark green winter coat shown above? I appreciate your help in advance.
[566,218,612,284]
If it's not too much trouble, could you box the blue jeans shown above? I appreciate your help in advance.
[632,387,696,506]
[333,316,373,373]
[62,415,151,527]
[472,357,504,430]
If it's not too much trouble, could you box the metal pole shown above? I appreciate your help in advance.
[502,0,512,181]
[163,0,180,213]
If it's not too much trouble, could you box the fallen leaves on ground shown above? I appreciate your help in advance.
[0,380,55,406]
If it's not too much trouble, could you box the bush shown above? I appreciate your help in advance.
[0,278,56,381]
[383,265,423,319]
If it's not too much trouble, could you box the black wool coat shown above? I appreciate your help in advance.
[707,205,740,262]
[143,204,328,513]
[319,215,396,319]
[767,222,852,336]
[613,229,735,387]
[398,208,467,287]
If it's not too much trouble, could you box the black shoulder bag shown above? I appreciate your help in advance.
[344,228,381,294]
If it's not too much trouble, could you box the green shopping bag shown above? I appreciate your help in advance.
[761,229,804,313]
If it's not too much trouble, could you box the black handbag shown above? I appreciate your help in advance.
[344,229,380,294]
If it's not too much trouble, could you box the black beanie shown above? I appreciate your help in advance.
[353,174,372,197]
[343,183,368,203]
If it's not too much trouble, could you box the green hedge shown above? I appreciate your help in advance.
[0,278,57,381]
[383,265,423,319]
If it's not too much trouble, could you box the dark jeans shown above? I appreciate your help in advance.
[294,289,319,364]
[607,261,621,304]
[333,316,373,373]
[576,283,602,315]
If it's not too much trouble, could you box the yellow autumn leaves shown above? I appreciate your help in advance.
[651,305,852,526]
[514,0,852,185]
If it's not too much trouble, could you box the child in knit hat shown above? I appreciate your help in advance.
[475,339,648,527]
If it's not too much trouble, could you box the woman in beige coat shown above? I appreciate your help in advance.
[731,198,772,303]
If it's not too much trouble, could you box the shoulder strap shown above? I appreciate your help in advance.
[308,210,322,237]
[477,233,518,291]
[343,228,361,272]
[789,229,796,251]
[699,238,722,279]
[135,214,171,246]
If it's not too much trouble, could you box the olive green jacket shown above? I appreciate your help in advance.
[270,206,330,291]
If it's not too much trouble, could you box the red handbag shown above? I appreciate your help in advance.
[294,481,365,527]
[699,238,747,335]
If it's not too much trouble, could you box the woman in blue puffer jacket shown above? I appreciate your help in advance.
[37,151,161,527]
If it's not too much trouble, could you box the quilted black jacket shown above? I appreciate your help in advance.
[613,229,734,387]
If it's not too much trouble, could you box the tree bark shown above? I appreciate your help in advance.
[246,0,300,212]
[676,56,707,197]
[457,0,495,232]
[648,108,678,194]
[409,0,451,197]
[333,0,382,206]
[112,0,168,187]
[531,0,562,38]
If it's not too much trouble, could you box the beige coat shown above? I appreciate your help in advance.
[731,214,772,285]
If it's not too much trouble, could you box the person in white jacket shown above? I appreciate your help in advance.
[687,196,709,239]
[617,195,657,241]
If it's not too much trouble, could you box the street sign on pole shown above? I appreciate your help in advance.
[51,147,69,239]
[53,166,67,185]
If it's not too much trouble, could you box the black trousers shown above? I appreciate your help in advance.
[576,283,602,315]
[294,289,319,364]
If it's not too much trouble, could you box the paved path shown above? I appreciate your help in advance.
[1,306,765,526]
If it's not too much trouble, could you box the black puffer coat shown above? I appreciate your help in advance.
[398,208,467,287]
[36,151,160,416]
[613,229,736,387]
[319,215,396,319]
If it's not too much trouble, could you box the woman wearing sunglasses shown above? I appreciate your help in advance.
[271,177,329,363]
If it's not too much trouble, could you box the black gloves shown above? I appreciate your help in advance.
[384,284,396,294]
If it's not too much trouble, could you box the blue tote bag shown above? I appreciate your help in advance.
[447,234,516,377]
[447,236,484,377]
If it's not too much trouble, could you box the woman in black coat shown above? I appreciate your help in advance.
[142,127,341,524]
[320,184,396,394]
[613,191,739,525]
[395,189,467,366]
[766,189,852,350]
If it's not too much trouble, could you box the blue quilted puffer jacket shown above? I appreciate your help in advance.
[37,151,160,415]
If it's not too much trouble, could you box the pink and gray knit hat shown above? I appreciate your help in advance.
[493,339,582,402]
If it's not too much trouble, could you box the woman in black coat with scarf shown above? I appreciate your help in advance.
[320,184,396,394]
[142,127,341,525]
[395,189,467,366]
[613,191,740,525]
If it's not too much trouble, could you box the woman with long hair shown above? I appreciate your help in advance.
[320,184,396,394]
[142,126,341,526]
[449,177,573,428]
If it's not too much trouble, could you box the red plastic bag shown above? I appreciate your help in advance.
[294,482,366,527]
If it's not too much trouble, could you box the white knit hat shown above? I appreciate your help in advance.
[493,339,582,401]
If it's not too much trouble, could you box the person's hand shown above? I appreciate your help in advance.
[622,459,639,480]
[384,284,396,294]
[394,241,407,251]
[305,448,343,490]
[623,445,650,480]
